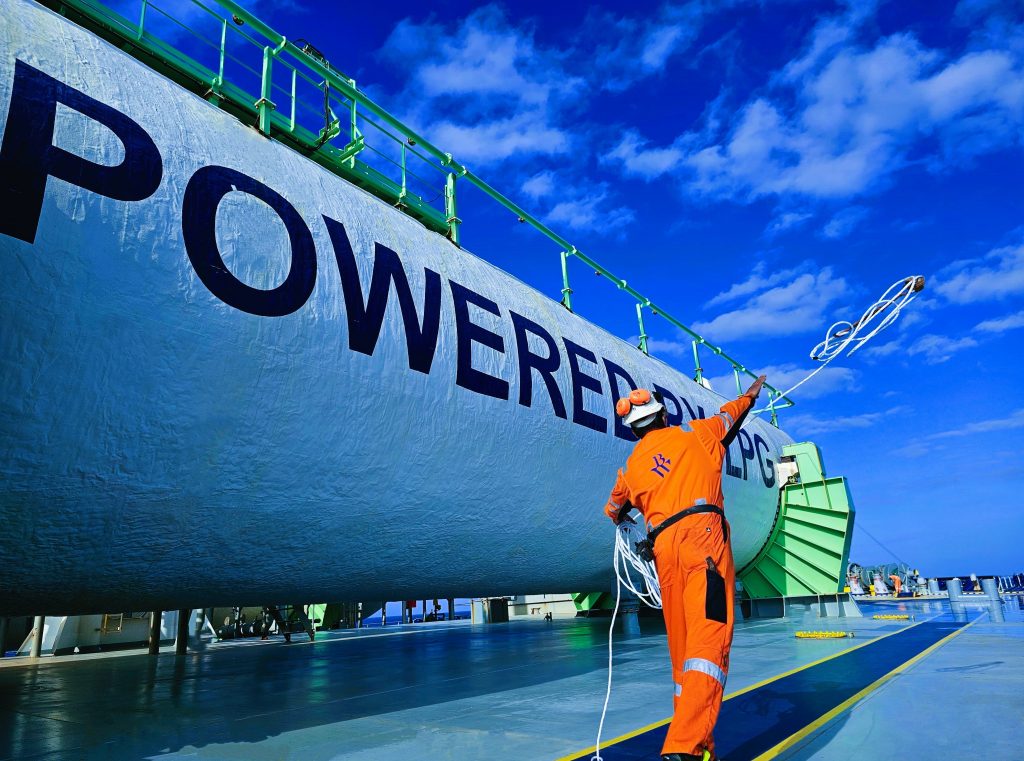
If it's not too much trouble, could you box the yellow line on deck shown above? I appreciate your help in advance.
[751,618,979,760]
[553,615,939,761]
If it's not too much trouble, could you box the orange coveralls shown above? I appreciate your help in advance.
[604,394,753,758]
[889,574,902,596]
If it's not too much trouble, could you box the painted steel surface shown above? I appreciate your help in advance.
[560,620,972,760]
[0,0,793,615]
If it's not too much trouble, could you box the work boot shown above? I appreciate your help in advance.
[662,752,714,761]
[307,629,315,642]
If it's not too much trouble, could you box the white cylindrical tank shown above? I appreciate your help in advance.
[0,0,792,615]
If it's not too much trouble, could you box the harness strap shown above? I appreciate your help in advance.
[650,504,724,545]
[635,504,727,562]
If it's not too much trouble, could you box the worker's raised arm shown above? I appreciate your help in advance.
[604,468,634,524]
[692,375,766,446]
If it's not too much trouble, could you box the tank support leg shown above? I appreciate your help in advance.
[30,616,43,658]
[175,609,189,655]
[148,611,162,655]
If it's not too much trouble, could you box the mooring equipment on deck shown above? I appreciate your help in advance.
[737,442,855,601]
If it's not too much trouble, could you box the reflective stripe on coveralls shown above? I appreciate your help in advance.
[683,657,728,687]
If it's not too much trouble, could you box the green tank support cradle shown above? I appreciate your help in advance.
[571,592,614,615]
[737,442,855,599]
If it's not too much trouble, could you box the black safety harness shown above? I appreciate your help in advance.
[632,504,727,563]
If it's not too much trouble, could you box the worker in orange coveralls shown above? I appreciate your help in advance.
[604,375,766,761]
[889,573,902,597]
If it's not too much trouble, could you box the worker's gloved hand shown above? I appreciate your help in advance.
[744,374,767,401]
[606,501,636,525]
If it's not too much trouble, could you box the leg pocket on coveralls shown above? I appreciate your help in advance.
[705,566,728,624]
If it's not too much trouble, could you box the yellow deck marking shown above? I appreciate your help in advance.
[553,615,941,761]
[752,618,979,760]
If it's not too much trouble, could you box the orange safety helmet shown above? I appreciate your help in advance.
[616,388,665,427]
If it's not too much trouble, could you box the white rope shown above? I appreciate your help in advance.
[614,519,662,610]
[591,568,619,761]
[592,520,663,760]
[753,275,925,416]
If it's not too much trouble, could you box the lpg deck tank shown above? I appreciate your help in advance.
[0,0,790,616]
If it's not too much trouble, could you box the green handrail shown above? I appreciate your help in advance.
[47,0,796,417]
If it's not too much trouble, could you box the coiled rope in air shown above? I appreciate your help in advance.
[754,275,925,417]
[592,520,662,760]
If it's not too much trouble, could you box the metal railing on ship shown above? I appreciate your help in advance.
[45,0,795,422]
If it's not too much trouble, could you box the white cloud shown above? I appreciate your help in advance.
[905,333,978,363]
[975,310,1024,333]
[521,171,555,199]
[783,405,909,436]
[382,7,581,167]
[607,131,686,180]
[607,4,1024,202]
[895,407,1024,455]
[387,8,581,107]
[429,115,571,164]
[930,408,1024,438]
[705,261,811,307]
[544,187,635,232]
[765,211,814,238]
[821,206,870,239]
[934,243,1024,304]
[643,338,694,358]
[705,362,859,400]
[589,6,709,92]
[862,339,902,358]
[693,267,850,341]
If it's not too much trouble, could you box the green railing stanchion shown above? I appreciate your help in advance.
[212,17,226,96]
[445,172,460,245]
[636,303,649,355]
[288,68,297,131]
[692,340,703,386]
[734,367,743,395]
[256,45,276,135]
[398,143,407,205]
[769,393,779,427]
[560,250,573,311]
[136,0,147,40]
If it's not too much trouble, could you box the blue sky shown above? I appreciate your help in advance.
[155,0,1021,575]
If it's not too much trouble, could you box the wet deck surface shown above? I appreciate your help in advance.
[0,598,1021,760]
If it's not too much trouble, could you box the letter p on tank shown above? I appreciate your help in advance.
[0,60,162,243]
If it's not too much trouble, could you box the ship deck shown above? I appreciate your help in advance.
[1,597,1021,760]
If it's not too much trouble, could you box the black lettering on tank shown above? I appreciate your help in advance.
[754,434,776,488]
[510,311,566,418]
[738,429,756,480]
[183,165,315,317]
[653,384,684,427]
[450,280,509,400]
[603,359,638,441]
[325,215,441,374]
[563,339,606,434]
[0,60,162,243]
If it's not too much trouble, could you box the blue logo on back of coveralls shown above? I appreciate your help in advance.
[650,454,671,477]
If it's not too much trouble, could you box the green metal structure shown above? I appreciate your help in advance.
[737,442,855,599]
[571,592,613,615]
[42,0,795,420]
